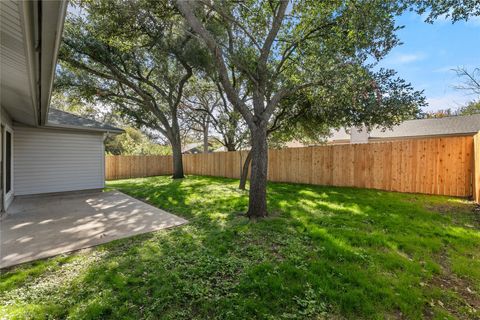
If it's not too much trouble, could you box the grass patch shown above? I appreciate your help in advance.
[1,175,479,319]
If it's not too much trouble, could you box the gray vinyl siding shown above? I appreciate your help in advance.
[13,126,105,195]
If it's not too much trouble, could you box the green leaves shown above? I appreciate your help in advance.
[407,0,480,23]
[56,0,208,136]
[105,127,172,156]
[179,0,425,142]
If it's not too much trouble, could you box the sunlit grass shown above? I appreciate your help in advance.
[1,175,479,319]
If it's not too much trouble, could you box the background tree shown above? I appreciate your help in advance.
[176,0,424,218]
[181,78,219,154]
[454,67,480,96]
[457,100,480,116]
[180,98,214,154]
[182,77,251,188]
[182,78,250,153]
[50,91,122,125]
[57,0,207,178]
[420,66,480,118]
[421,109,454,118]
[105,127,172,156]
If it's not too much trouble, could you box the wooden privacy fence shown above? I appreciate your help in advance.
[106,135,479,199]
[105,155,172,180]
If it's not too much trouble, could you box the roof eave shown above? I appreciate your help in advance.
[38,0,68,126]
[369,132,477,140]
[20,1,40,126]
[44,123,125,134]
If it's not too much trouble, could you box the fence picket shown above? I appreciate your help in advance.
[105,136,477,198]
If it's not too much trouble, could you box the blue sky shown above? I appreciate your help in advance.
[378,12,480,112]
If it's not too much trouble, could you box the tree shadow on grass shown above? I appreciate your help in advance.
[267,181,480,318]
[1,176,479,319]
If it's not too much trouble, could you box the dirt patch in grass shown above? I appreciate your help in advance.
[425,274,479,319]
[424,253,480,319]
[423,201,468,215]
[424,201,480,230]
[473,205,480,224]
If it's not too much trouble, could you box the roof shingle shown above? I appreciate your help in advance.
[46,108,123,133]
[330,114,480,141]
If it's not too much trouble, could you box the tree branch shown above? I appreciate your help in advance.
[259,0,288,67]
[176,0,254,126]
[264,80,324,118]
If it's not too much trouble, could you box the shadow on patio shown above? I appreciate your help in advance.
[0,190,187,268]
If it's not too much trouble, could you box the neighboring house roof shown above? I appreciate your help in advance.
[214,146,251,152]
[329,114,480,142]
[285,140,307,148]
[182,142,202,153]
[46,109,124,133]
[371,114,480,138]
[329,128,351,141]
[182,142,215,154]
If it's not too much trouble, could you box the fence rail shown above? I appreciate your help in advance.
[106,135,478,199]
[105,155,172,180]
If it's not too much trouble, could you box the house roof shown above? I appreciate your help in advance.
[46,109,124,133]
[182,142,214,153]
[0,0,68,126]
[330,114,480,141]
[328,128,351,141]
[182,142,202,153]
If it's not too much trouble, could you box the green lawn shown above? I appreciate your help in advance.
[1,176,479,319]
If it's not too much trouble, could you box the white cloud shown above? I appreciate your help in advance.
[388,53,427,65]
[425,93,472,111]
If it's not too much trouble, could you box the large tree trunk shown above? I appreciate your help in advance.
[169,115,185,179]
[247,126,268,218]
[225,131,237,151]
[226,142,236,152]
[239,150,251,190]
[203,120,209,153]
[169,127,185,179]
[171,140,184,179]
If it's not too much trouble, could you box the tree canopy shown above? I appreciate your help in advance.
[56,0,208,178]
[105,127,171,156]
[181,77,249,152]
[176,0,426,217]
[55,0,429,218]
[409,0,480,23]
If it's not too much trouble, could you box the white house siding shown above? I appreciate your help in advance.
[13,125,105,195]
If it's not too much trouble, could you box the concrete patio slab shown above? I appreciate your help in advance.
[0,191,187,269]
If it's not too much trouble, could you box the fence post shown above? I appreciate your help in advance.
[473,132,480,203]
